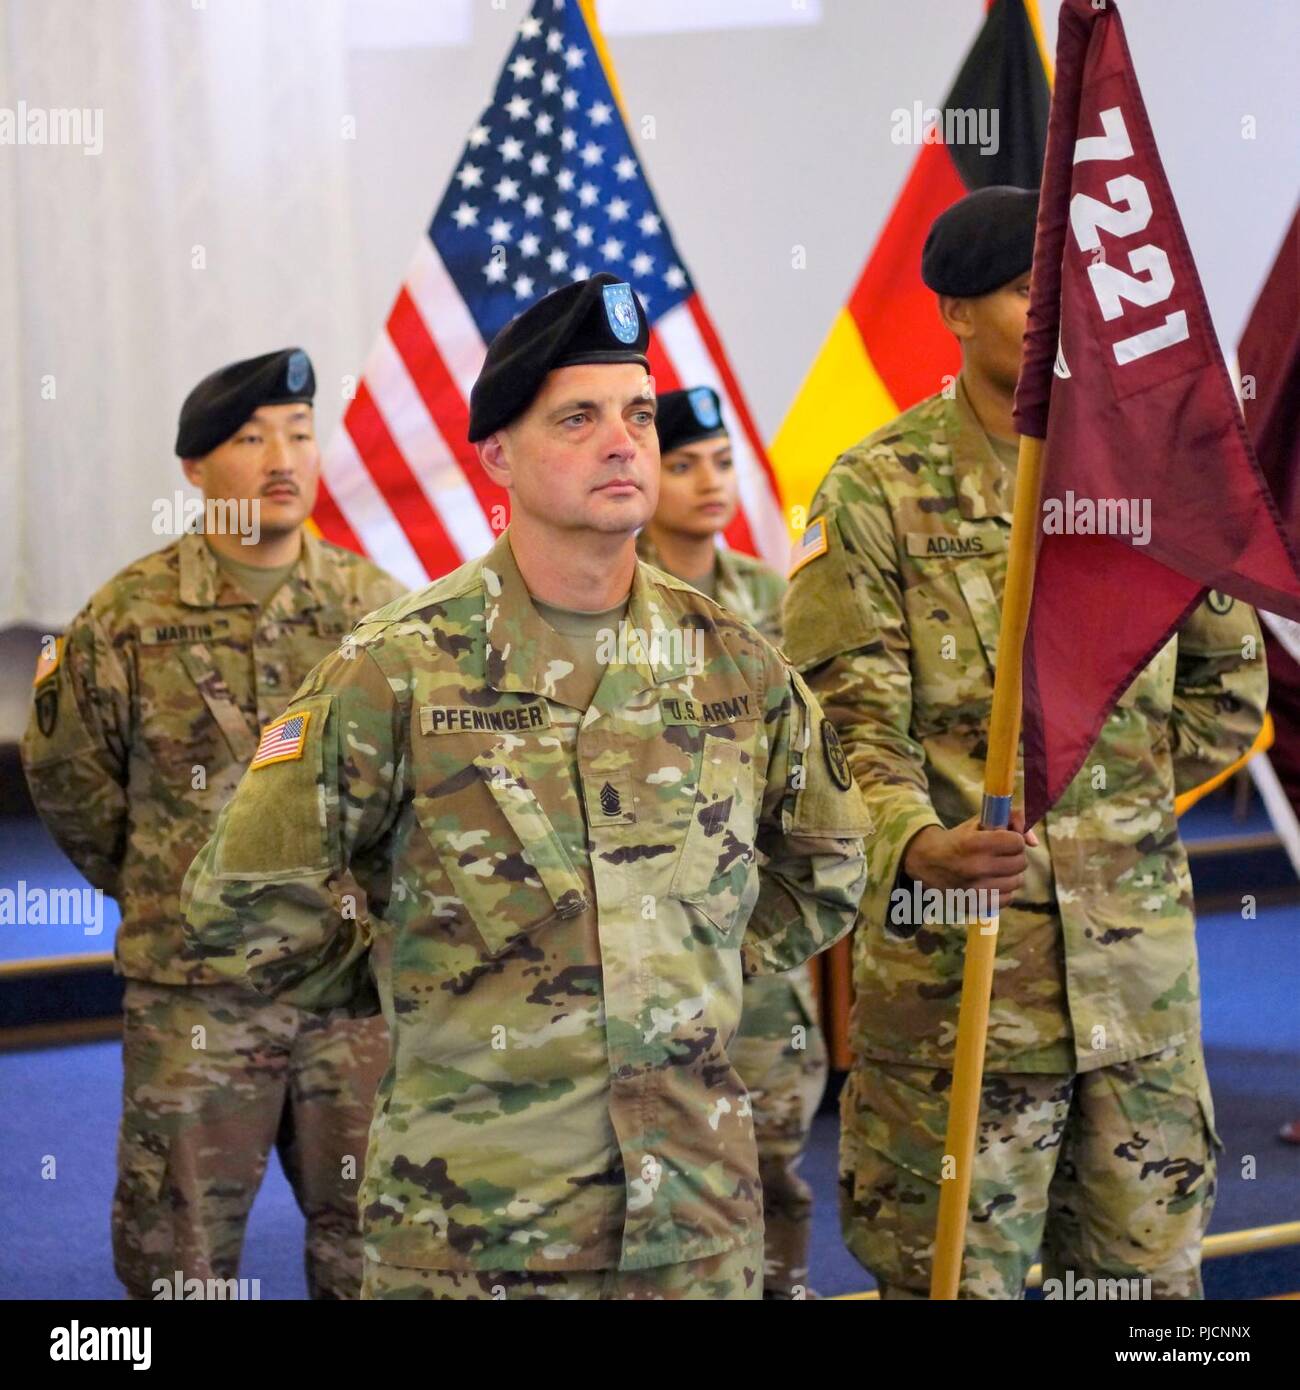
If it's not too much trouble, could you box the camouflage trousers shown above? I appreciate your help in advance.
[113,979,389,1300]
[839,1040,1218,1300]
[731,967,828,1299]
[362,1240,765,1300]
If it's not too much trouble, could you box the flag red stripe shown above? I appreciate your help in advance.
[343,383,461,577]
[721,503,758,556]
[846,142,969,411]
[646,331,682,392]
[388,286,509,527]
[312,476,366,555]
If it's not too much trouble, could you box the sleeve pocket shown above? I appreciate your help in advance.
[216,693,337,880]
[669,734,758,940]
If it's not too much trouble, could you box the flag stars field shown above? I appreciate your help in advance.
[314,0,787,583]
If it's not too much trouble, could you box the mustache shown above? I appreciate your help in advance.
[260,479,300,495]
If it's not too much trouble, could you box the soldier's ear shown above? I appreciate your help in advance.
[938,294,976,341]
[476,433,512,489]
[180,457,204,489]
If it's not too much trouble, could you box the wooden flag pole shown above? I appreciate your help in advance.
[930,431,1046,1300]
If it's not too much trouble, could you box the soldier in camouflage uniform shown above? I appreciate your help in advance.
[182,276,870,1300]
[783,189,1267,1299]
[637,385,828,1299]
[21,349,405,1299]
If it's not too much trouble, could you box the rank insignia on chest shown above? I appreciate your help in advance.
[585,771,634,826]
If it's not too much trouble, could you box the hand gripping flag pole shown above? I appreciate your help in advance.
[929,432,1044,1301]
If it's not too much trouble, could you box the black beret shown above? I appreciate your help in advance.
[175,348,315,458]
[921,186,1039,297]
[468,272,650,441]
[655,386,727,455]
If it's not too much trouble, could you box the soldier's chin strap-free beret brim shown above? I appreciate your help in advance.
[468,272,651,441]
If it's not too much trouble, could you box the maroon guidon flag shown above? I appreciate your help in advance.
[1012,0,1300,825]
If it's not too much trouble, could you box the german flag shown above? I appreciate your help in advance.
[770,0,1052,516]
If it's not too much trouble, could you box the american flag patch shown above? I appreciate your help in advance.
[788,518,829,577]
[250,711,311,770]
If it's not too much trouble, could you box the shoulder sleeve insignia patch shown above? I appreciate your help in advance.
[250,710,311,770]
[788,517,829,577]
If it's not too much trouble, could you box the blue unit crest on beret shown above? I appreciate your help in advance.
[688,387,720,429]
[286,350,310,393]
[602,283,640,344]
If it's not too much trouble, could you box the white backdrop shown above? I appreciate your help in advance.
[1,0,1297,738]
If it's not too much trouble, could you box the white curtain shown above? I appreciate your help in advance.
[0,0,359,629]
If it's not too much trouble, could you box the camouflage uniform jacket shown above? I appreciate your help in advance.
[638,533,818,1023]
[181,527,870,1272]
[782,381,1266,1075]
[20,529,404,985]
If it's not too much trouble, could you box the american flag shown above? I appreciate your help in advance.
[250,713,310,770]
[314,0,787,590]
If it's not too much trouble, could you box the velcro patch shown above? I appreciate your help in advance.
[660,693,757,726]
[250,710,311,769]
[420,701,552,735]
[905,530,1007,559]
[139,620,233,646]
[788,517,829,577]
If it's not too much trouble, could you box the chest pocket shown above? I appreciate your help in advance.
[668,732,760,942]
[906,550,1007,738]
[415,748,589,959]
[136,641,253,784]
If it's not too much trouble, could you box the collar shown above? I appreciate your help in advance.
[637,528,759,631]
[951,376,1016,523]
[483,529,691,709]
[177,528,324,616]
